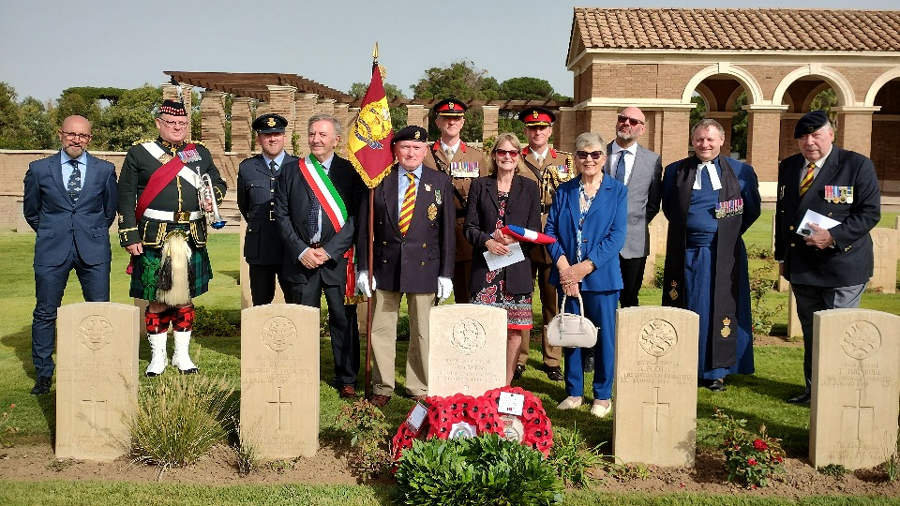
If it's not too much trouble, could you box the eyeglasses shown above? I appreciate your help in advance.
[576,151,604,160]
[494,149,519,158]
[617,115,644,126]
[159,118,189,128]
[60,131,92,141]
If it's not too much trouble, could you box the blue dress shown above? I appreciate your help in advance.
[662,158,761,380]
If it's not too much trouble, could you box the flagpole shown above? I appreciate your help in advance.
[364,43,379,400]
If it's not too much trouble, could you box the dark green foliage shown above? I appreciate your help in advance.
[395,434,562,506]
[193,306,238,337]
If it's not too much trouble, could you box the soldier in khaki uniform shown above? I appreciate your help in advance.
[424,98,488,303]
[515,107,576,381]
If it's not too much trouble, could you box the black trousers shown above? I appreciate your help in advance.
[618,255,648,308]
[249,263,292,306]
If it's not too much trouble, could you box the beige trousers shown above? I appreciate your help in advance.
[369,289,434,396]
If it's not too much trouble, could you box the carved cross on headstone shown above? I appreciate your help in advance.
[79,398,107,435]
[267,386,292,432]
[842,389,874,442]
[643,387,670,433]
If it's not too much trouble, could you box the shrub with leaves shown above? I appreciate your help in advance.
[336,399,393,481]
[749,263,783,337]
[546,426,604,488]
[193,305,237,336]
[713,409,785,488]
[395,434,562,506]
[130,374,234,470]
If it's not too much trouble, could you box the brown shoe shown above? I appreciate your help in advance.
[339,385,357,398]
[368,394,391,407]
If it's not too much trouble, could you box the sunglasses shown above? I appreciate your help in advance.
[617,115,644,126]
[575,151,604,160]
[494,149,519,158]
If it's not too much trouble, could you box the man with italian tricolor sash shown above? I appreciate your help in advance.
[275,114,365,399]
[118,99,227,377]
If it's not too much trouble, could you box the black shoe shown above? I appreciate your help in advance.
[583,352,595,373]
[787,392,811,405]
[545,366,564,382]
[705,378,726,392]
[512,364,525,380]
[31,376,51,395]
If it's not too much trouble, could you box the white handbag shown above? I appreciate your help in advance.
[546,295,598,348]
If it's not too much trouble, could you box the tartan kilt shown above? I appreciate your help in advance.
[130,232,213,301]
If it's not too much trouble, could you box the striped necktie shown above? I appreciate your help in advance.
[799,162,816,196]
[399,172,416,236]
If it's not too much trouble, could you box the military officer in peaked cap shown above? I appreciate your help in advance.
[515,106,575,382]
[424,98,488,303]
[237,114,298,306]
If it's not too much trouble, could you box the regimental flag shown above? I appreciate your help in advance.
[501,225,556,245]
[347,61,394,189]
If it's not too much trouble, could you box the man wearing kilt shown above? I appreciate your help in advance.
[118,99,226,376]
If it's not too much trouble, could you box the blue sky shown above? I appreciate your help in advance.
[1,0,895,103]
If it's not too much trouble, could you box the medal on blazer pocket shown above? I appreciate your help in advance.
[428,203,438,221]
[435,189,442,205]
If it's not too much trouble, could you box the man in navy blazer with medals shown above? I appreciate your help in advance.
[237,113,298,305]
[275,113,365,398]
[775,110,881,405]
[661,118,760,393]
[356,125,455,407]
[118,100,227,377]
[424,98,487,304]
[23,115,117,395]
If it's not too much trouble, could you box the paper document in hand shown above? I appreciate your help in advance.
[484,242,525,271]
[797,209,841,236]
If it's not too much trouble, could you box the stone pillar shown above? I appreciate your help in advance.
[481,105,499,144]
[744,105,787,185]
[294,94,318,157]
[576,107,617,142]
[657,107,693,167]
[316,98,336,116]
[200,90,227,160]
[334,103,351,157]
[705,111,735,157]
[834,107,877,158]
[406,104,427,129]
[557,106,578,154]
[266,85,298,152]
[231,97,254,156]
[161,83,194,140]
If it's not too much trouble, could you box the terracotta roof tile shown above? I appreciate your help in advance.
[575,8,900,52]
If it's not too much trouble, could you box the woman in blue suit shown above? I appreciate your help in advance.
[545,132,627,418]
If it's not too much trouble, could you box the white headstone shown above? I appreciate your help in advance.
[428,304,507,397]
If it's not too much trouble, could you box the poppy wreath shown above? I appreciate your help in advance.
[391,389,553,461]
[482,386,554,457]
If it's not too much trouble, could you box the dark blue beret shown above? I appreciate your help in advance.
[392,125,428,145]
[794,110,829,139]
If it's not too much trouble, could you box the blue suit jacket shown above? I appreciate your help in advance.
[545,174,627,292]
[23,151,117,267]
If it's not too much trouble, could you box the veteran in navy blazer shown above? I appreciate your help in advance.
[237,114,298,305]
[356,126,455,407]
[23,115,117,395]
[545,132,627,419]
[275,114,364,397]
[775,110,881,405]
[603,107,663,308]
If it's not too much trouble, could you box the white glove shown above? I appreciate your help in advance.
[357,271,376,298]
[436,276,453,303]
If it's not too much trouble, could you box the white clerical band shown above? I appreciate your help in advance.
[694,163,722,191]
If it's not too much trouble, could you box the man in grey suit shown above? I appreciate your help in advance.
[23,115,118,395]
[604,107,663,308]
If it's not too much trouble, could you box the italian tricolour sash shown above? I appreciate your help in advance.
[298,156,360,303]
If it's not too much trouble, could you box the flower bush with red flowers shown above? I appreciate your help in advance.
[391,388,553,462]
[713,409,786,488]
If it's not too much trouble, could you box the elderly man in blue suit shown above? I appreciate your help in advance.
[23,115,118,395]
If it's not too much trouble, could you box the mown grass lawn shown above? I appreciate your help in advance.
[0,209,898,505]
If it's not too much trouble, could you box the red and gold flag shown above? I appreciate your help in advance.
[347,62,394,189]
